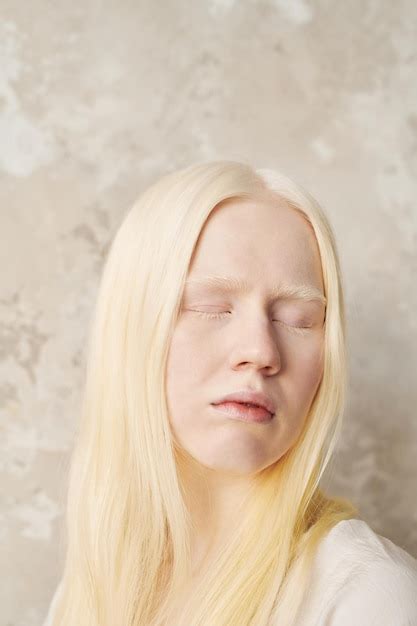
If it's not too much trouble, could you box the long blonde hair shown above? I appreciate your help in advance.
[50,160,358,626]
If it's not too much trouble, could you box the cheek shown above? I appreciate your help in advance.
[276,340,324,453]
[302,340,324,384]
[287,338,324,403]
[166,333,189,383]
[167,323,202,374]
[165,325,216,450]
[167,315,218,370]
[165,322,214,412]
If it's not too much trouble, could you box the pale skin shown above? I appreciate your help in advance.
[165,192,326,590]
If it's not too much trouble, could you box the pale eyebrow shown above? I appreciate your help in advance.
[184,275,327,305]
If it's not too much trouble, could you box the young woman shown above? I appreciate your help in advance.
[44,161,417,625]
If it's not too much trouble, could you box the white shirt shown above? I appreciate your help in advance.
[43,518,417,625]
[296,518,417,625]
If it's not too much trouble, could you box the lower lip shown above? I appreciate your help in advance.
[211,401,274,424]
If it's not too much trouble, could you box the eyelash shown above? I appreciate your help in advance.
[191,310,312,335]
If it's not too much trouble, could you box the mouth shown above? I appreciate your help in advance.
[212,389,276,416]
[211,400,274,424]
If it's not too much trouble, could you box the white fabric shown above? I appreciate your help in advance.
[296,518,417,625]
[43,518,417,625]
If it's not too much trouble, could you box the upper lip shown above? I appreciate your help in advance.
[212,389,276,415]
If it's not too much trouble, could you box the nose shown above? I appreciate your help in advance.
[228,313,282,375]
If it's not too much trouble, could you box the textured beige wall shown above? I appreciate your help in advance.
[1,1,416,623]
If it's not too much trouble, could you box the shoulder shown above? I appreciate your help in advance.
[297,518,417,625]
[316,517,417,572]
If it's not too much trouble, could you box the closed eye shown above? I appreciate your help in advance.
[188,310,313,334]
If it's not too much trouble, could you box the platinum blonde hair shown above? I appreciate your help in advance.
[49,160,357,626]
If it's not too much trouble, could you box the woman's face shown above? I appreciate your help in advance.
[166,194,326,475]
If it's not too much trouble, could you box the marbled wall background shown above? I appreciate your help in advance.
[1,1,416,623]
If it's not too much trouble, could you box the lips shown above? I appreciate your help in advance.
[211,401,273,423]
[211,389,276,416]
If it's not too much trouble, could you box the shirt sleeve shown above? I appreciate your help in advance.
[327,559,417,626]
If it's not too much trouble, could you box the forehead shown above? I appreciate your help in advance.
[187,196,324,294]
